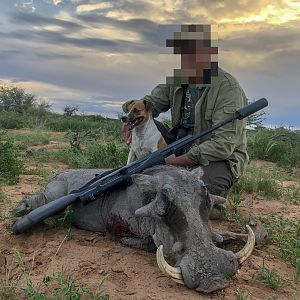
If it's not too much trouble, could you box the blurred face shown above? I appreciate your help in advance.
[166,24,219,86]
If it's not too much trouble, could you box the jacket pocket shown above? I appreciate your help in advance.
[223,106,236,115]
[223,106,238,129]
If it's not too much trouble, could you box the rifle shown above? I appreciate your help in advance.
[12,98,268,234]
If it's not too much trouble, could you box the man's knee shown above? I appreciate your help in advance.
[202,161,235,197]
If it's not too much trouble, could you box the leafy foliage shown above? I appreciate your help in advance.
[261,214,300,264]
[63,105,79,116]
[247,127,300,167]
[247,99,267,127]
[253,260,286,290]
[0,132,23,184]
[0,249,109,300]
[232,166,282,199]
[0,85,36,113]
[63,142,129,169]
[24,267,109,300]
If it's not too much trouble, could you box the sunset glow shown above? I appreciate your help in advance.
[0,0,298,126]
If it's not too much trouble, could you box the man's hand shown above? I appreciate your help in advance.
[121,124,132,145]
[165,154,195,167]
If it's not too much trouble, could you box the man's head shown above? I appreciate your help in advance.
[166,24,218,86]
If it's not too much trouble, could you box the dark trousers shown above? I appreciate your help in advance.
[201,161,235,197]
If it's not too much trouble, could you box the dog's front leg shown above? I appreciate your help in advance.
[127,149,137,165]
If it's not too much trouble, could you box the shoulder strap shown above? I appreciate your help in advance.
[153,85,188,145]
[180,84,188,118]
[153,119,175,145]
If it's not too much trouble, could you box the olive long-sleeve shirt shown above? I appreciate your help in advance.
[140,68,249,179]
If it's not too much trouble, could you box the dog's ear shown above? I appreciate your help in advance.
[143,100,154,112]
[122,100,135,113]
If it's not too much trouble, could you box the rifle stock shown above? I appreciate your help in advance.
[12,98,268,234]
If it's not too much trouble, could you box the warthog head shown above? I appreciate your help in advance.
[132,165,254,293]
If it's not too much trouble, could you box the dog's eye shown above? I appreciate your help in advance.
[132,108,140,113]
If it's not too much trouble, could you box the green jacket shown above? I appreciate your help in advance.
[140,68,249,179]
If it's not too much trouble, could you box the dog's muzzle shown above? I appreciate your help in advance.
[121,115,144,130]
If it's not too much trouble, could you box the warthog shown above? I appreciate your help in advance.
[13,165,254,293]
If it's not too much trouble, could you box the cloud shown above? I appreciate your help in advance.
[76,2,113,13]
[14,0,36,13]
[0,76,125,117]
[11,11,85,31]
[0,50,23,59]
[221,22,300,54]
[77,14,161,44]
[1,0,300,125]
[34,52,82,60]
[43,0,64,5]
[7,11,162,53]
[217,19,300,72]
[0,27,156,54]
[73,0,298,26]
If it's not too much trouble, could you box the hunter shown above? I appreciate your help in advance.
[123,24,248,198]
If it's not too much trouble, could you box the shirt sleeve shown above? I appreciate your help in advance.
[141,84,171,117]
[186,82,247,165]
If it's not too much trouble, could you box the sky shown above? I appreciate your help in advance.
[0,0,299,127]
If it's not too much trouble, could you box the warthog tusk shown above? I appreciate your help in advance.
[156,245,184,284]
[235,225,255,264]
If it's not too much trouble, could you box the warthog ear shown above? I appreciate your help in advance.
[135,184,173,217]
[131,174,159,193]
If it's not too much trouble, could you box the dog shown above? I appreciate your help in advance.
[121,100,167,165]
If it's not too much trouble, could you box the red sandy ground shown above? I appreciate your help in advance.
[0,136,299,300]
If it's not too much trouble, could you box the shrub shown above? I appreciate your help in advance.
[0,85,36,113]
[232,166,282,199]
[0,133,23,184]
[247,127,300,167]
[261,213,300,263]
[59,142,129,169]
[253,260,285,290]
[0,112,25,129]
[86,142,129,168]
[63,105,79,116]
[0,250,109,300]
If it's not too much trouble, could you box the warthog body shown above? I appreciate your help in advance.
[15,165,254,293]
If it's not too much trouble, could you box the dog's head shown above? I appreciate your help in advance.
[121,100,154,130]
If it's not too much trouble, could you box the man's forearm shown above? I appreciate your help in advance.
[165,154,196,167]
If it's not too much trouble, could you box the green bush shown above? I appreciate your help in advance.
[0,112,25,129]
[0,250,109,300]
[86,142,129,168]
[13,132,51,150]
[253,260,286,290]
[0,111,123,144]
[0,133,23,184]
[262,213,300,264]
[46,115,122,142]
[232,166,282,199]
[23,267,109,300]
[247,127,300,167]
[60,142,129,169]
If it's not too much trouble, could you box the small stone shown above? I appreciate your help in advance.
[111,267,123,273]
